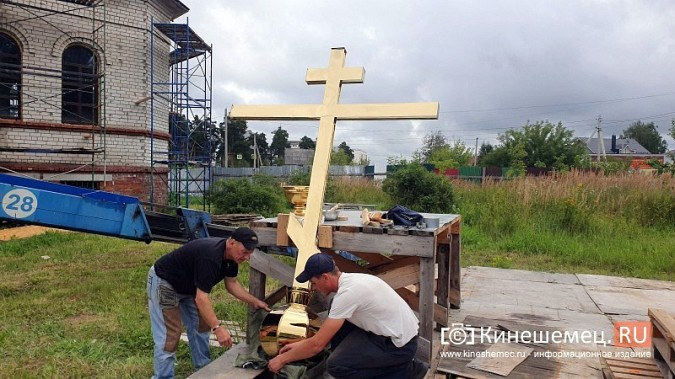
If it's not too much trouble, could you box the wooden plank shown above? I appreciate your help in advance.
[330,230,436,257]
[187,342,262,378]
[415,335,431,364]
[649,308,675,378]
[434,222,452,244]
[248,251,294,287]
[338,225,362,233]
[466,342,533,376]
[395,287,448,326]
[437,342,561,379]
[264,286,288,307]
[247,268,266,345]
[352,251,393,266]
[649,308,675,342]
[449,229,461,309]
[249,225,277,246]
[419,255,435,340]
[275,213,290,246]
[317,225,333,248]
[450,216,461,234]
[363,225,385,234]
[601,356,664,379]
[437,243,450,321]
[377,264,420,291]
[370,256,420,275]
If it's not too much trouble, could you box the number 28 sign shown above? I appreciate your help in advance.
[2,188,38,219]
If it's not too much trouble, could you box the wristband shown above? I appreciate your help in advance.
[211,321,223,333]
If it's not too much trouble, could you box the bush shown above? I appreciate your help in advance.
[382,162,456,213]
[210,177,288,217]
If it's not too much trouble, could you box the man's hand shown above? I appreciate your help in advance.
[214,326,233,348]
[252,298,271,312]
[268,354,286,373]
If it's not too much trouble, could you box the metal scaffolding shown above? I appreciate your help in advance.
[150,19,212,210]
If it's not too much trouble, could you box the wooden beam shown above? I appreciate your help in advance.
[275,213,290,246]
[437,243,450,321]
[331,230,435,257]
[396,287,448,326]
[249,251,294,287]
[317,225,333,248]
[449,230,461,309]
[378,264,420,291]
[264,286,288,307]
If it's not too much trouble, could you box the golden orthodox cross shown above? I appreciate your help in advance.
[230,47,439,289]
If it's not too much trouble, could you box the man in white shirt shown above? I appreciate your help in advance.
[268,253,426,378]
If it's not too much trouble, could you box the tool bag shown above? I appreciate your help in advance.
[385,205,423,227]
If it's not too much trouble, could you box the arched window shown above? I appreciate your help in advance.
[62,45,97,124]
[0,32,21,119]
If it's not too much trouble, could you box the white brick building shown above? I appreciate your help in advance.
[0,0,205,204]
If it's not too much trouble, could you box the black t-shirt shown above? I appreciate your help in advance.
[154,238,238,295]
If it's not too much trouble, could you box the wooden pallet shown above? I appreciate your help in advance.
[649,308,675,379]
[601,356,663,379]
[211,213,263,226]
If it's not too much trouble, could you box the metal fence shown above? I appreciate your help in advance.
[176,165,374,194]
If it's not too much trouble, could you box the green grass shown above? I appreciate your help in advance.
[0,232,272,378]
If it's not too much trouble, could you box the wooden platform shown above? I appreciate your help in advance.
[432,267,675,379]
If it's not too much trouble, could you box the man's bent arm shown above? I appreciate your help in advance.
[225,277,270,310]
[194,288,219,328]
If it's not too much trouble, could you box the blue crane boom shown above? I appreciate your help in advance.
[0,173,233,243]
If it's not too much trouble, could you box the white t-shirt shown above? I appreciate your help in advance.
[328,273,419,347]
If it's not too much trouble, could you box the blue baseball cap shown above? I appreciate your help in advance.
[295,253,335,283]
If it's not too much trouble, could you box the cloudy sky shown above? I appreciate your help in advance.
[176,0,675,170]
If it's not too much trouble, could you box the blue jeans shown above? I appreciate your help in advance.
[327,322,417,379]
[147,266,211,379]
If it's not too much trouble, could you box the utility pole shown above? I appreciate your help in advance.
[253,133,258,170]
[222,109,228,168]
[595,115,605,161]
[474,137,479,166]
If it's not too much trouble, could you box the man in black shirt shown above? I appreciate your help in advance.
[147,227,270,379]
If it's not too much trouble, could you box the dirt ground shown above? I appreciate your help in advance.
[0,225,67,241]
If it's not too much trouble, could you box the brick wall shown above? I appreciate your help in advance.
[0,0,188,204]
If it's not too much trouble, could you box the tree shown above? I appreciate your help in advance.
[417,130,448,162]
[337,141,354,162]
[484,121,586,170]
[225,118,252,168]
[621,121,668,154]
[427,139,473,170]
[299,136,316,149]
[270,126,290,164]
[330,148,352,165]
[671,119,675,141]
[171,114,220,163]
[477,143,494,165]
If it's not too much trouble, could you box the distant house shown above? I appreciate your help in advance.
[583,135,665,164]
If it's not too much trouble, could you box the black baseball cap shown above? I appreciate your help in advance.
[231,227,259,251]
[296,253,335,283]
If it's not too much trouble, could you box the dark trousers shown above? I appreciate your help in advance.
[327,322,417,379]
